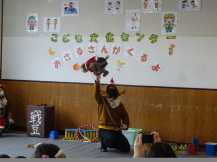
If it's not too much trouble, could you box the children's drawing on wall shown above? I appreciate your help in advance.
[141,0,152,13]
[178,0,201,11]
[153,0,162,13]
[161,11,177,35]
[43,17,61,32]
[126,10,140,32]
[26,13,38,32]
[105,0,124,14]
[62,1,79,16]
[168,44,175,55]
[141,0,162,13]
[114,0,124,14]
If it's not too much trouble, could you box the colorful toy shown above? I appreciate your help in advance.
[75,125,99,142]
[188,144,196,155]
[80,55,109,77]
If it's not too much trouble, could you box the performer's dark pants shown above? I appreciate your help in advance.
[3,118,15,132]
[98,128,130,153]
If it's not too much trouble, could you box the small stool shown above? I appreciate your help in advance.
[49,131,59,139]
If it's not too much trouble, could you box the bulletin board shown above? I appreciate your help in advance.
[1,0,217,89]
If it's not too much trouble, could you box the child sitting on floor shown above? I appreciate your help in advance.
[27,143,66,158]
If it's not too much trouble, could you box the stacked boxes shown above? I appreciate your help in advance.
[122,128,142,146]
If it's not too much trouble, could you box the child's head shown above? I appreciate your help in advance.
[145,142,177,158]
[33,143,66,158]
[0,154,10,158]
[15,156,26,158]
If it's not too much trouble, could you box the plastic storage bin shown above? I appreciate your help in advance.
[122,128,142,146]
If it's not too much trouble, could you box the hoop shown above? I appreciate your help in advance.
[75,125,99,142]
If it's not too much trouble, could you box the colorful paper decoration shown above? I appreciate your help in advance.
[111,45,121,55]
[168,44,175,55]
[125,46,135,57]
[117,59,125,71]
[121,32,129,42]
[105,32,114,42]
[72,63,80,71]
[74,45,85,57]
[48,47,55,55]
[62,50,73,63]
[51,33,58,42]
[51,57,62,70]
[75,34,83,43]
[139,53,150,64]
[90,33,99,43]
[87,43,97,55]
[62,34,70,43]
[151,61,163,73]
[99,43,110,55]
[149,34,158,43]
[166,36,176,39]
[136,33,145,42]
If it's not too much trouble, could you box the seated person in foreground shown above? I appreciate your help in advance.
[133,131,177,158]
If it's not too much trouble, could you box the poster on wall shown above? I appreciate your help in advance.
[61,1,79,16]
[141,0,162,13]
[178,0,201,11]
[26,13,38,32]
[43,17,61,32]
[125,10,140,32]
[161,11,177,35]
[105,0,124,14]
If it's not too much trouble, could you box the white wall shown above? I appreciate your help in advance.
[0,0,2,70]
[2,0,217,89]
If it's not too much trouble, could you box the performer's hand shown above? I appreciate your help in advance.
[120,124,127,130]
[95,75,101,82]
[9,118,15,124]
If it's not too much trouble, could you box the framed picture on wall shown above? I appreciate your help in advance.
[61,1,79,16]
